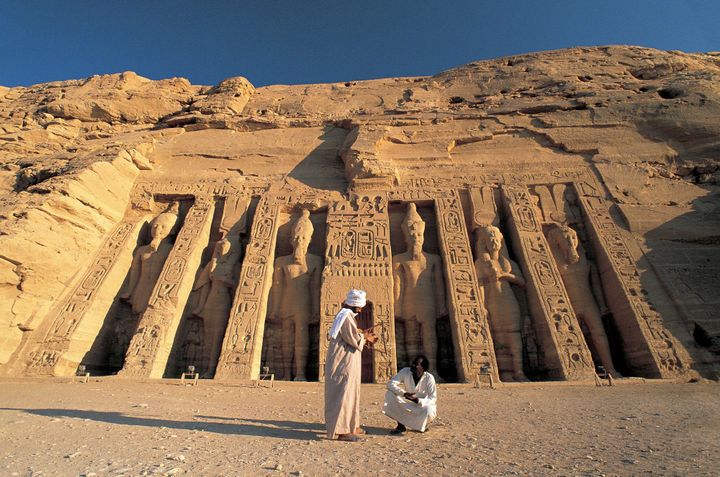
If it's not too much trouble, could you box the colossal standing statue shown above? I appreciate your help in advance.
[120,205,178,314]
[192,235,240,375]
[392,203,447,375]
[269,209,322,380]
[547,224,620,377]
[474,225,528,382]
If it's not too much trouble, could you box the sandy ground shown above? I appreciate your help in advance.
[0,378,718,477]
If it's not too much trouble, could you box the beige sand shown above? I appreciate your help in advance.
[0,378,718,476]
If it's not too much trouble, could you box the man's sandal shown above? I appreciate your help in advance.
[337,434,362,442]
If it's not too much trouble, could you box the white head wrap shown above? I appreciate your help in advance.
[344,288,367,308]
[328,289,367,339]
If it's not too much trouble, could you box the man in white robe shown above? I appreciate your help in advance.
[382,355,437,434]
[324,289,377,442]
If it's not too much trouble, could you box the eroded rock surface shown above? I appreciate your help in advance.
[1,46,718,380]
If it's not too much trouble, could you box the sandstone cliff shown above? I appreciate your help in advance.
[1,46,718,376]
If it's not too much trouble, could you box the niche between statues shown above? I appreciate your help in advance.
[389,201,457,382]
[164,196,253,378]
[82,199,193,375]
[261,208,326,381]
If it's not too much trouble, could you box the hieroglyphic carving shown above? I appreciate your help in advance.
[133,179,269,199]
[501,186,596,380]
[215,197,281,379]
[23,218,142,376]
[120,198,215,378]
[319,195,396,382]
[574,181,694,378]
[434,191,499,383]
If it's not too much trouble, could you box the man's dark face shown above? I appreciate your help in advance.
[411,358,425,378]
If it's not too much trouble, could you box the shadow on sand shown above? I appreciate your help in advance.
[1,408,389,440]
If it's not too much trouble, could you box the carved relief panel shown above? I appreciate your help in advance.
[434,191,499,383]
[319,195,396,383]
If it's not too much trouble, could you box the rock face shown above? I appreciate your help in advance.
[1,46,718,382]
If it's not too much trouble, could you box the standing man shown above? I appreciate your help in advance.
[382,355,437,435]
[325,289,376,442]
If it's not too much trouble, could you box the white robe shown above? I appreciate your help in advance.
[325,309,365,439]
[382,367,437,432]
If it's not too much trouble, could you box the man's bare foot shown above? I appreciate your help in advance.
[354,427,365,435]
[337,434,361,442]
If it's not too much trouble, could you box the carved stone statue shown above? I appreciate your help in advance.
[269,209,322,380]
[119,206,178,314]
[192,235,240,375]
[474,225,528,382]
[393,203,447,375]
[547,224,619,377]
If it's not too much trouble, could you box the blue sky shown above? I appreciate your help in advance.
[1,1,718,87]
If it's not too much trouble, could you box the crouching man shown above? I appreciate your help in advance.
[382,355,437,435]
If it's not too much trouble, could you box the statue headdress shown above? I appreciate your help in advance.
[401,203,425,236]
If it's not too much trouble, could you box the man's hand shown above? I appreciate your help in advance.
[363,330,378,345]
[403,392,419,403]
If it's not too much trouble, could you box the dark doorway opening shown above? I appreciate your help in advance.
[355,302,375,383]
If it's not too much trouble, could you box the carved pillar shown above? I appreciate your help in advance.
[319,195,396,382]
[574,181,694,378]
[6,218,144,377]
[501,186,596,380]
[119,198,215,378]
[435,191,499,383]
[215,197,280,380]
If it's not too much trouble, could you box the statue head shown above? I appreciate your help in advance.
[476,224,504,256]
[291,209,314,256]
[215,236,232,256]
[150,205,178,242]
[548,224,580,264]
[401,203,425,252]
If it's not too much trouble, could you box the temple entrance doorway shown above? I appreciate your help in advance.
[355,301,375,383]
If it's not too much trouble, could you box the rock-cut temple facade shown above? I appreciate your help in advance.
[1,46,719,383]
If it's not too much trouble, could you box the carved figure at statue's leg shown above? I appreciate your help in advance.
[392,204,447,378]
[418,313,438,376]
[281,317,295,380]
[119,205,179,315]
[182,318,204,374]
[474,225,528,382]
[192,236,240,376]
[404,318,421,366]
[547,224,620,377]
[293,315,310,381]
[269,209,322,381]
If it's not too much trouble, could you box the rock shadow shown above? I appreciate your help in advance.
[636,188,720,378]
[285,125,349,192]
